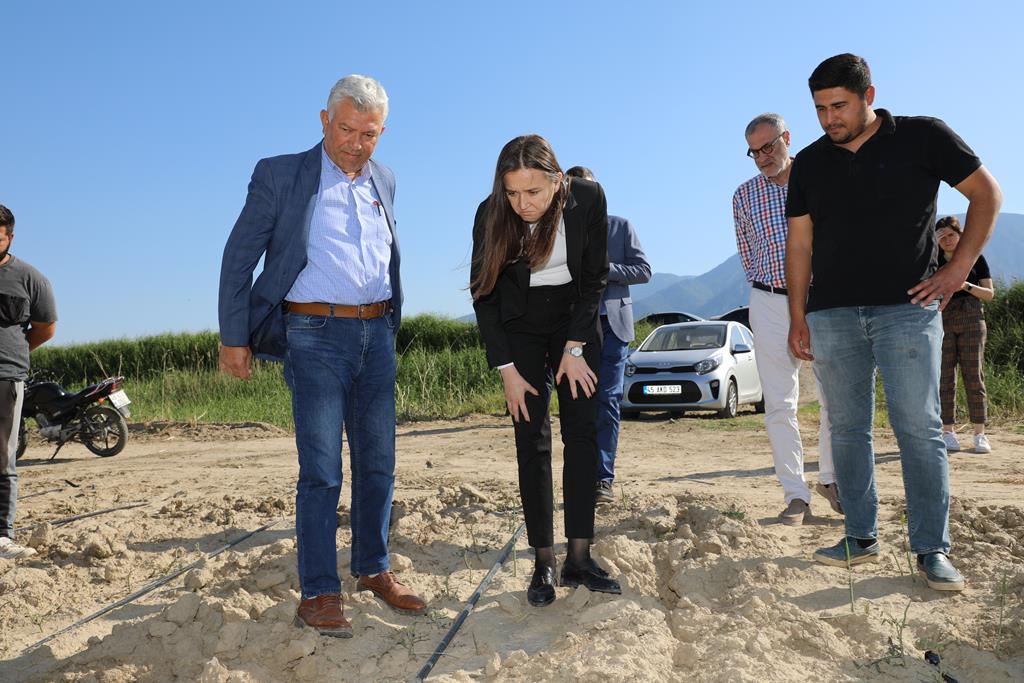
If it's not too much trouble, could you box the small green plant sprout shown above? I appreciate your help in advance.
[900,509,915,582]
[881,601,912,663]
[995,569,1008,658]
[844,537,856,614]
[721,505,745,521]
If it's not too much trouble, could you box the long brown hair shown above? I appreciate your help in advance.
[471,134,566,299]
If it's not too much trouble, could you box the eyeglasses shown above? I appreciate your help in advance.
[746,132,786,159]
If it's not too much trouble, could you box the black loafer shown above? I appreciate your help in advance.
[560,558,622,594]
[527,563,557,606]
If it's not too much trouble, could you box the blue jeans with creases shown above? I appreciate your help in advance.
[596,316,630,483]
[807,303,950,555]
[284,313,396,599]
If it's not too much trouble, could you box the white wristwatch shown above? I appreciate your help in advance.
[564,346,584,358]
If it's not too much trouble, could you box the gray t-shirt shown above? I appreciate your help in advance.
[0,255,57,380]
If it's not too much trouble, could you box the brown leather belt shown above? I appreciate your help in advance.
[284,300,391,319]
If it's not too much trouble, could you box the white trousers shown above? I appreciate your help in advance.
[748,287,834,504]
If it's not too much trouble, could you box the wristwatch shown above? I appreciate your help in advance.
[564,346,584,358]
[965,282,973,292]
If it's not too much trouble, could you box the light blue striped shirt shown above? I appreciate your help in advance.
[285,149,393,304]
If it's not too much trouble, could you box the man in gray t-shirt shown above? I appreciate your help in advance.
[0,204,57,559]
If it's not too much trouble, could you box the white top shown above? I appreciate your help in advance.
[529,216,571,287]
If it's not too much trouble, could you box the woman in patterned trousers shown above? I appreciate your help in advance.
[935,216,995,454]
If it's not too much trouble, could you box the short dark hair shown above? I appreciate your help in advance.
[808,53,872,97]
[936,215,962,234]
[565,166,595,181]
[0,205,14,235]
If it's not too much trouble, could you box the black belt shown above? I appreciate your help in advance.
[752,281,787,296]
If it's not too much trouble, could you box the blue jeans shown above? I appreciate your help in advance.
[596,316,630,483]
[807,303,950,555]
[284,313,397,598]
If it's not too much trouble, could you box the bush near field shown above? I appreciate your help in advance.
[30,315,497,428]
[31,316,483,385]
[27,283,1024,428]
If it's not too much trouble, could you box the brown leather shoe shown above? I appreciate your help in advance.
[295,593,353,638]
[356,571,427,615]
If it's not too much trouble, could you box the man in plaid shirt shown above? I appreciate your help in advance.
[732,113,839,526]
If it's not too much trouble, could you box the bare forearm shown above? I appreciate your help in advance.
[26,322,56,351]
[950,167,1002,274]
[785,245,812,321]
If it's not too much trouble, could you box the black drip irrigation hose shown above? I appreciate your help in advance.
[21,517,286,655]
[412,521,527,683]
[19,480,80,501]
[12,502,149,534]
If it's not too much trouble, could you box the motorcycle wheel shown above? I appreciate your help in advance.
[81,405,128,457]
[15,419,27,461]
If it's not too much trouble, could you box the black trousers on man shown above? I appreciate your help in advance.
[505,283,599,549]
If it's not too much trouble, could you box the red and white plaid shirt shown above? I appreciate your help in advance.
[732,172,789,289]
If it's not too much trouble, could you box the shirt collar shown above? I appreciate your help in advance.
[874,108,896,137]
[754,166,791,191]
[321,147,372,182]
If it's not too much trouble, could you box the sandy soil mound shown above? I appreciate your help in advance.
[2,415,1022,681]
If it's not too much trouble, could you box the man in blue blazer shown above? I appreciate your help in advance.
[566,167,651,505]
[218,75,425,638]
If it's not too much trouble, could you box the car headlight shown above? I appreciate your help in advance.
[624,362,636,377]
[694,356,721,375]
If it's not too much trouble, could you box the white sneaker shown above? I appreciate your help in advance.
[941,431,961,452]
[973,434,992,454]
[0,536,37,559]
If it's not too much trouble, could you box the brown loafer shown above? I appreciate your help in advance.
[356,571,427,615]
[295,593,353,638]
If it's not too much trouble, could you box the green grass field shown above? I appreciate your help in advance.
[28,282,1024,431]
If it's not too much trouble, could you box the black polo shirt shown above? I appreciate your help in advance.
[786,109,981,312]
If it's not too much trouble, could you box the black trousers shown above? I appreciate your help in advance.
[504,284,600,548]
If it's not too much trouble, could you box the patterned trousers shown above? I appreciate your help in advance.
[939,296,987,425]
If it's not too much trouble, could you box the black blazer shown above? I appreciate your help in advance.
[471,178,609,368]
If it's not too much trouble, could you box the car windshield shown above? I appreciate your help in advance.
[639,325,726,352]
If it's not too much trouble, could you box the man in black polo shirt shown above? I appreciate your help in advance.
[784,54,1002,591]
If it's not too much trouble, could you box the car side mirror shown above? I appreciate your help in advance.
[732,343,752,354]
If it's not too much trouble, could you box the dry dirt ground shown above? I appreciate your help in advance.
[1,409,1022,682]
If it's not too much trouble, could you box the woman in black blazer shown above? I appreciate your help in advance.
[470,134,620,606]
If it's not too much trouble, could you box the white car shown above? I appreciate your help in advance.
[621,321,764,418]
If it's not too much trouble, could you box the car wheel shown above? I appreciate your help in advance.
[717,380,738,419]
[754,396,765,414]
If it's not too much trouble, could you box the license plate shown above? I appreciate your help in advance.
[108,390,131,408]
[643,385,681,395]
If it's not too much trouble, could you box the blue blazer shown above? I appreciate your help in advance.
[218,142,402,360]
[603,215,650,343]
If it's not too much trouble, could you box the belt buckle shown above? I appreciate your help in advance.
[357,303,370,319]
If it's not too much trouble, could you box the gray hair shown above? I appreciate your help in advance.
[327,74,389,121]
[744,113,786,138]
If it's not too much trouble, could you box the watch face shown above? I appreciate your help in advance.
[568,346,583,357]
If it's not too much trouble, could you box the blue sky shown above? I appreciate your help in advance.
[2,1,1020,344]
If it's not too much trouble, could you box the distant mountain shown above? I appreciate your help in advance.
[631,255,747,319]
[631,212,1024,320]
[954,212,1024,284]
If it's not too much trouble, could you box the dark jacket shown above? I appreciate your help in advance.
[471,178,609,368]
[218,143,401,360]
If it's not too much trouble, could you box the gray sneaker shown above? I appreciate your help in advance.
[813,536,880,567]
[0,536,37,560]
[917,552,965,591]
[779,499,809,526]
[941,431,961,452]
[595,480,615,505]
